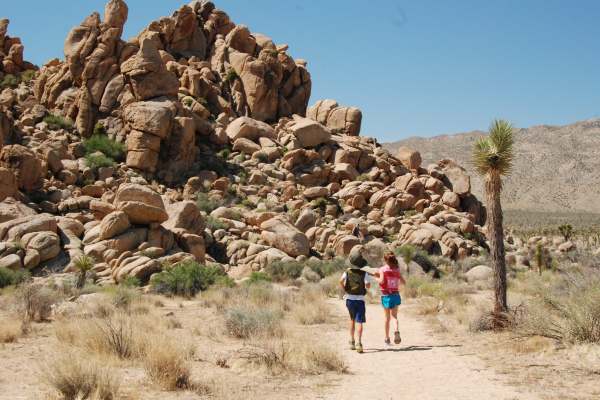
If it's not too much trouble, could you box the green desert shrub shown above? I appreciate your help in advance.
[0,74,18,88]
[83,134,125,161]
[44,114,73,130]
[84,153,115,170]
[0,267,30,289]
[20,69,37,83]
[196,193,219,214]
[307,258,346,279]
[205,216,228,231]
[264,260,304,282]
[150,261,228,297]
[246,272,272,285]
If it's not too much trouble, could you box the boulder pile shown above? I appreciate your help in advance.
[0,0,488,286]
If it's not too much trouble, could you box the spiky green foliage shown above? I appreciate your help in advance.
[44,114,74,130]
[472,119,515,179]
[396,244,416,268]
[558,224,574,241]
[83,134,125,161]
[20,69,37,83]
[84,153,115,170]
[0,267,30,289]
[73,255,95,289]
[150,261,229,297]
[0,74,18,88]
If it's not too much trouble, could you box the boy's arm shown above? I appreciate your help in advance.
[339,273,346,290]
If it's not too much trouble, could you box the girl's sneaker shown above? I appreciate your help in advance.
[356,343,363,353]
[394,331,402,344]
[384,338,392,347]
[349,340,356,350]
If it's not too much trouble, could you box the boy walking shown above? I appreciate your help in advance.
[339,247,372,354]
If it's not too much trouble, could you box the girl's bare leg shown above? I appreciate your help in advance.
[391,306,399,333]
[383,308,391,341]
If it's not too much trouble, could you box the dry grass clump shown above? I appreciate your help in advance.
[291,284,334,325]
[225,306,283,339]
[0,315,25,343]
[517,270,600,343]
[16,283,62,322]
[41,352,120,400]
[144,335,193,391]
[240,336,347,375]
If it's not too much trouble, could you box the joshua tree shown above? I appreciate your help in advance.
[472,119,515,318]
[73,255,95,289]
[535,242,544,276]
[558,224,573,241]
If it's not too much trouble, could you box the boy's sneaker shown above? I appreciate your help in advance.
[394,331,402,344]
[356,343,363,354]
[349,340,355,350]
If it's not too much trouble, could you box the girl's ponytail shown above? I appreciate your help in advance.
[384,252,399,269]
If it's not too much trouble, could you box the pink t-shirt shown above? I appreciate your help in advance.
[379,265,401,295]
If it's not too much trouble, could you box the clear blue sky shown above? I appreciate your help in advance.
[4,1,600,142]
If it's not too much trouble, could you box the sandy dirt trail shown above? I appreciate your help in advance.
[322,300,539,400]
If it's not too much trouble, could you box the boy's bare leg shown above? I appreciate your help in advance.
[349,319,356,342]
[357,323,363,344]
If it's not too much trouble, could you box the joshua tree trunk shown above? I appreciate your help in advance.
[76,270,87,289]
[485,172,508,315]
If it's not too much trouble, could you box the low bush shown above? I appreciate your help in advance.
[20,69,37,84]
[16,283,61,322]
[518,270,600,343]
[42,352,120,400]
[205,216,228,231]
[44,114,73,130]
[308,258,346,278]
[264,260,304,282]
[83,134,125,161]
[246,272,272,285]
[292,300,331,325]
[224,306,283,339]
[150,261,227,297]
[196,192,220,214]
[0,316,24,343]
[0,267,30,288]
[85,153,115,170]
[0,74,18,88]
[144,336,192,391]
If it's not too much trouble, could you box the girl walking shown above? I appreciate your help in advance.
[376,252,406,345]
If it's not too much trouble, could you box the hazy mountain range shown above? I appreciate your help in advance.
[384,118,600,213]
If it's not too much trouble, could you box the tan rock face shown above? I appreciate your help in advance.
[0,145,45,192]
[98,211,130,240]
[114,184,168,224]
[397,147,422,170]
[226,117,276,142]
[287,117,331,148]
[121,37,180,101]
[307,99,362,136]
[438,159,471,196]
[260,215,310,257]
[163,201,205,235]
[0,168,17,202]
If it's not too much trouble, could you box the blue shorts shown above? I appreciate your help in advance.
[381,293,401,309]
[346,299,366,323]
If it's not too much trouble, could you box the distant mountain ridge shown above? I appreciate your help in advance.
[384,119,600,213]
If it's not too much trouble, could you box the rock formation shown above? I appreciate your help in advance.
[0,0,490,286]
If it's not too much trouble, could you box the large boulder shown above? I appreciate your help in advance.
[307,100,362,136]
[0,168,17,201]
[98,211,130,240]
[121,36,180,101]
[113,184,168,224]
[397,147,422,170]
[465,265,493,282]
[260,215,310,257]
[0,145,45,191]
[288,117,331,148]
[163,201,204,235]
[226,117,276,142]
[439,159,471,196]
